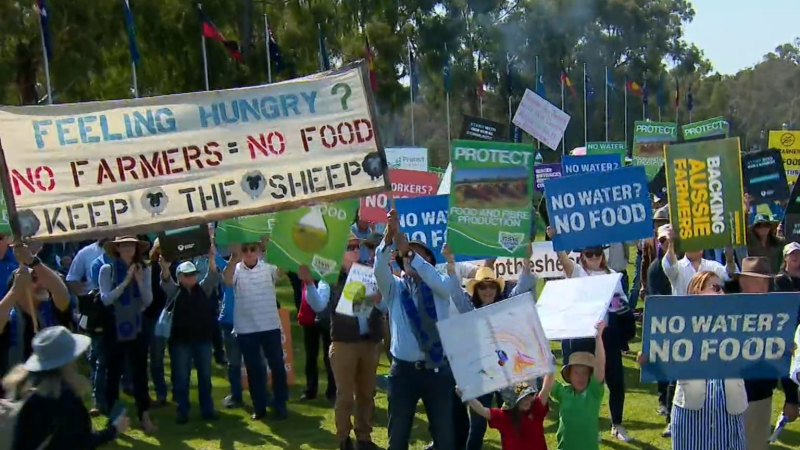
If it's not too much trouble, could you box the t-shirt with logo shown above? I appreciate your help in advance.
[550,377,604,450]
[487,397,549,450]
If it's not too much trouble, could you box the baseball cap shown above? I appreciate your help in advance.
[176,261,198,275]
[657,224,673,240]
[783,242,800,257]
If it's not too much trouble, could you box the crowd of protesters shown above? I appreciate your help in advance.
[1,201,800,450]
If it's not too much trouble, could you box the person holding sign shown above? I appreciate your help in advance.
[546,227,634,442]
[638,271,747,450]
[374,209,457,450]
[661,225,735,295]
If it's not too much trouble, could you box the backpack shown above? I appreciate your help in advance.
[0,396,52,450]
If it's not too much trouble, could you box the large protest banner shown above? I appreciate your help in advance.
[512,89,570,151]
[769,130,800,186]
[544,166,652,252]
[447,140,534,257]
[681,117,729,142]
[561,154,622,176]
[383,147,428,171]
[641,293,800,382]
[536,273,620,340]
[460,115,507,142]
[0,63,387,241]
[633,121,678,179]
[266,199,358,282]
[741,149,789,204]
[438,292,554,401]
[585,141,626,157]
[215,213,275,247]
[664,138,746,252]
[534,163,562,192]
[394,194,471,263]
[360,169,439,223]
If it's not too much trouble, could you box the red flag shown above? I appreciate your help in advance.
[365,37,378,91]
[625,79,643,96]
[560,69,578,99]
[199,8,243,63]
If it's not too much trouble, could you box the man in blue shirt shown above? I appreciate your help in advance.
[373,209,455,450]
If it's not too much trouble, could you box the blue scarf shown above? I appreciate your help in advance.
[112,260,142,342]
[400,276,445,368]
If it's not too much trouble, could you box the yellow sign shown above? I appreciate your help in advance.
[769,130,800,186]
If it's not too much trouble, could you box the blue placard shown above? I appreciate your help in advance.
[561,154,622,176]
[394,194,473,263]
[641,293,800,383]
[544,166,652,251]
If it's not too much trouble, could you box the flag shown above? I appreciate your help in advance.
[122,0,139,64]
[365,36,378,91]
[198,7,243,63]
[443,45,451,93]
[409,46,420,102]
[34,0,52,60]
[585,72,596,101]
[317,24,330,71]
[476,58,484,98]
[266,20,283,73]
[606,71,615,89]
[561,69,577,99]
[642,80,650,107]
[536,74,545,97]
[506,55,517,98]
[687,84,693,111]
[656,76,666,109]
[625,78,643,96]
[674,78,680,109]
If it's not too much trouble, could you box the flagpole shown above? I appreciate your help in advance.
[199,3,209,91]
[534,56,540,149]
[131,61,139,98]
[446,92,452,148]
[445,43,451,149]
[408,38,415,146]
[37,13,52,105]
[561,73,565,155]
[264,13,272,83]
[583,62,587,145]
[624,79,628,148]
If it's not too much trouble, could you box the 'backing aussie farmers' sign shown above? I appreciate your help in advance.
[447,140,534,257]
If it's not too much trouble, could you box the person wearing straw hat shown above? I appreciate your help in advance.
[0,244,71,380]
[97,236,156,433]
[746,213,784,274]
[4,326,129,449]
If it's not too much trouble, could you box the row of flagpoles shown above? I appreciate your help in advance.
[32,0,698,153]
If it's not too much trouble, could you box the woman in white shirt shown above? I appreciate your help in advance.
[639,271,747,450]
[547,227,634,442]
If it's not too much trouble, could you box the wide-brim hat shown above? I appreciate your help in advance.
[736,256,773,279]
[24,326,91,372]
[502,383,538,410]
[395,240,436,270]
[560,351,595,383]
[103,236,150,258]
[750,214,779,231]
[465,267,506,297]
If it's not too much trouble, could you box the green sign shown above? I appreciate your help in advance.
[586,141,627,156]
[682,117,729,141]
[447,140,534,257]
[0,193,10,236]
[633,121,678,180]
[266,199,358,282]
[664,137,746,252]
[216,213,275,247]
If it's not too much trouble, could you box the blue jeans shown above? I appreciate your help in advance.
[466,393,494,450]
[220,323,242,401]
[89,334,107,411]
[170,341,215,418]
[143,316,168,401]
[237,329,288,415]
[387,360,454,450]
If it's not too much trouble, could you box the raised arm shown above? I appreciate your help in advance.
[15,246,69,312]
[511,243,536,296]
[374,211,401,304]
[298,265,331,313]
[547,227,574,277]
[539,370,556,406]
[223,250,242,286]
[443,244,472,313]
[466,397,491,420]
[0,269,26,333]
[661,231,680,286]
[593,321,607,383]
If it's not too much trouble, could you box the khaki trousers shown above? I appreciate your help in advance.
[744,396,772,450]
[329,340,381,442]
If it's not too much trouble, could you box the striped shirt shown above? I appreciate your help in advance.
[670,379,746,450]
[232,260,280,334]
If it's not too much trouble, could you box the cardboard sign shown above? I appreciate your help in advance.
[681,117,729,141]
[664,138,746,252]
[536,273,621,340]
[335,263,379,318]
[512,89,570,151]
[158,225,211,261]
[534,163,562,192]
[460,115,507,142]
[394,194,472,264]
[633,121,678,179]
[493,241,599,280]
[215,213,275,247]
[360,169,439,223]
[267,199,358,283]
[384,147,428,171]
[0,63,386,241]
[561,154,622,176]
[447,140,534,257]
[742,149,789,204]
[438,292,554,401]
[641,293,800,382]
[769,130,800,187]
[544,166,652,251]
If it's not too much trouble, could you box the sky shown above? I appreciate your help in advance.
[683,0,800,74]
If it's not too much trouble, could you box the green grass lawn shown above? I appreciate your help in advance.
[93,283,800,450]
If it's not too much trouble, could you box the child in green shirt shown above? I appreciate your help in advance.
[550,321,606,450]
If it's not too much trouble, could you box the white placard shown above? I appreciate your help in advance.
[536,273,619,340]
[384,147,428,171]
[437,163,452,195]
[335,263,378,318]
[495,242,608,280]
[437,292,554,401]
[512,89,571,151]
[0,64,384,241]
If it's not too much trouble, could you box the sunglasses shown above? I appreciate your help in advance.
[477,283,497,291]
[242,245,259,253]
[583,251,603,259]
[708,283,724,293]
[346,244,360,251]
